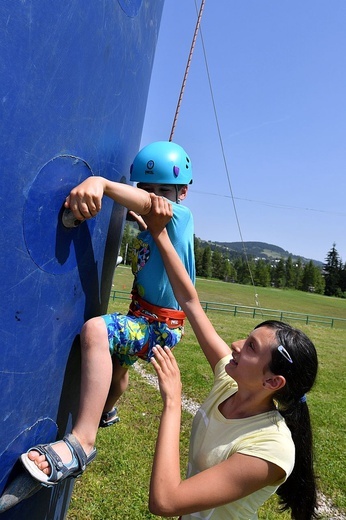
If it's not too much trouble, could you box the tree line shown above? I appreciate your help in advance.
[120,224,346,298]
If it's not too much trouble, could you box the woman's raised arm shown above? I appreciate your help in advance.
[144,194,230,371]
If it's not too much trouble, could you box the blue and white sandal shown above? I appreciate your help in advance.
[99,407,120,428]
[20,433,97,487]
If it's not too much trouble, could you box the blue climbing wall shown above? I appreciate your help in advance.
[0,0,164,517]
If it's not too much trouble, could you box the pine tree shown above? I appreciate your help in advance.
[222,257,234,282]
[201,246,212,278]
[272,259,286,288]
[234,257,254,285]
[293,257,303,289]
[285,256,295,288]
[300,261,316,292]
[254,259,270,287]
[313,266,326,295]
[340,262,346,295]
[324,243,341,296]
[194,236,203,276]
[211,250,223,279]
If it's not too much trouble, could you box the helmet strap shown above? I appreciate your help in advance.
[175,185,181,204]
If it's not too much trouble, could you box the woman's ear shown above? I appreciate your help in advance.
[263,374,286,391]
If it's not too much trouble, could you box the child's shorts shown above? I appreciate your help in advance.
[101,312,184,366]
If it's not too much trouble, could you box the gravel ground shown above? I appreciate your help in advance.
[133,364,345,519]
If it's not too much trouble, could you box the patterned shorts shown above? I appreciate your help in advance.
[101,312,184,366]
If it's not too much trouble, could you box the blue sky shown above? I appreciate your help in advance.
[141,0,346,264]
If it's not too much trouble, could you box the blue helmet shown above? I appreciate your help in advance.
[130,141,192,185]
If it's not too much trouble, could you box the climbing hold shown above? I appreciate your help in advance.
[61,208,84,228]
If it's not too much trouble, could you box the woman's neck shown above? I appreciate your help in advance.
[218,391,276,420]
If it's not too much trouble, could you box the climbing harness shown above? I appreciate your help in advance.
[129,292,186,328]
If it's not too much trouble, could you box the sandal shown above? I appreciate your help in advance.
[99,407,120,428]
[20,433,97,487]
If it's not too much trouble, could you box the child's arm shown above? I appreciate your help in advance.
[65,176,152,221]
[144,195,230,371]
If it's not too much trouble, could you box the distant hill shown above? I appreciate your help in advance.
[125,221,324,267]
[197,239,324,267]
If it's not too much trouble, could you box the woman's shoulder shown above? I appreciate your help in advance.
[235,412,295,477]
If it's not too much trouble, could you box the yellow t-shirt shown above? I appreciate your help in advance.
[181,355,295,520]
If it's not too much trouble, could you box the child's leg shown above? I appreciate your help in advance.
[72,317,113,446]
[102,356,129,413]
[27,316,112,474]
[99,312,148,416]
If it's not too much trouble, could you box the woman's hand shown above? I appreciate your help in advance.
[151,346,182,407]
[143,194,173,238]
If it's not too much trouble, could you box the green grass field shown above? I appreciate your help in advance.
[67,266,346,519]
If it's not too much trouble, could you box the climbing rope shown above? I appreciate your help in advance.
[193,1,259,307]
[169,0,206,142]
[169,0,260,308]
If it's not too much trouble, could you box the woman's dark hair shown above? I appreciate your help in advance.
[255,320,319,520]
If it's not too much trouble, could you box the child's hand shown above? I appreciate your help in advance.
[143,194,173,237]
[65,177,105,221]
[151,346,182,406]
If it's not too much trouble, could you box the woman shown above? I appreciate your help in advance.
[145,195,318,520]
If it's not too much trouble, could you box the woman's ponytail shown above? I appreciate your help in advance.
[278,401,318,519]
[255,321,319,520]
